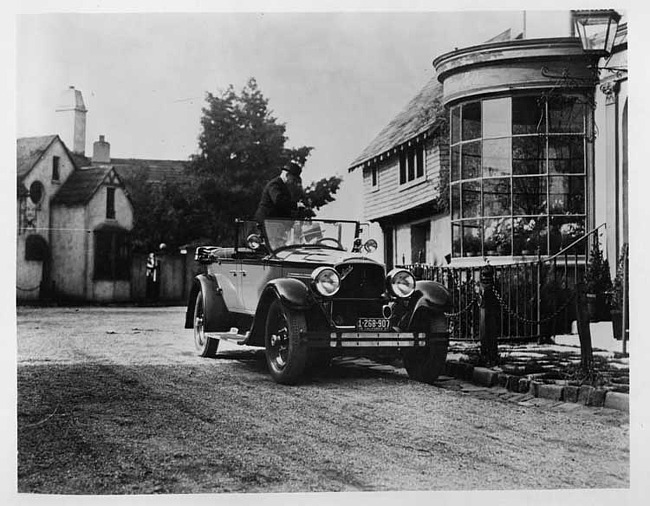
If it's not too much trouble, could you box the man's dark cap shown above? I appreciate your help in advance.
[283,163,302,179]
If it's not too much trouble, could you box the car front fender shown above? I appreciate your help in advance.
[406,280,451,332]
[246,278,314,347]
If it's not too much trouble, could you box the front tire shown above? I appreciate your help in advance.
[264,299,308,385]
[194,290,219,358]
[403,319,449,384]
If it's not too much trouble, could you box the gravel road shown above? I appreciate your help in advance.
[16,306,629,494]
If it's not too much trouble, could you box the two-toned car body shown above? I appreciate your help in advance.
[185,218,451,384]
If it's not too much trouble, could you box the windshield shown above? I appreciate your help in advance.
[264,219,360,252]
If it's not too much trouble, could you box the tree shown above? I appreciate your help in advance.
[189,78,341,243]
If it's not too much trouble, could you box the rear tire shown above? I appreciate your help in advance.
[194,290,219,358]
[403,319,449,384]
[264,299,308,385]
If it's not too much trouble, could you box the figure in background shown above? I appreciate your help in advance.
[145,251,160,300]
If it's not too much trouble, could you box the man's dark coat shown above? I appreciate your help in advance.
[254,176,297,222]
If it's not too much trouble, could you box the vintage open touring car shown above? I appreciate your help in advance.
[184,218,451,385]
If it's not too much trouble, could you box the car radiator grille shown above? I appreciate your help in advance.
[331,263,385,326]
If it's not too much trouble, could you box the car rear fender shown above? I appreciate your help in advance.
[184,274,232,331]
[246,279,313,347]
[406,280,451,332]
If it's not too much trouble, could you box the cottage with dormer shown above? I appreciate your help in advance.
[17,87,134,302]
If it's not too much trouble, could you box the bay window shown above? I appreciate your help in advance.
[450,94,588,258]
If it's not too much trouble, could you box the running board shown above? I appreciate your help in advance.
[205,328,250,345]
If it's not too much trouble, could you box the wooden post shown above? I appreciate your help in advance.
[479,265,499,367]
[575,282,593,373]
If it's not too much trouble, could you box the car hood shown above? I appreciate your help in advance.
[272,247,382,266]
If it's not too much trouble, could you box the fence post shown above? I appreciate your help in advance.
[479,265,499,366]
[575,282,594,373]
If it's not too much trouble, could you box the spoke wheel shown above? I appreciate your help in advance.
[265,299,308,385]
[403,318,449,384]
[194,290,219,358]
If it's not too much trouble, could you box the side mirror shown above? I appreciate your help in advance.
[363,239,378,253]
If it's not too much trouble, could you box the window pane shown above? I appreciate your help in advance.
[513,216,548,255]
[461,141,481,179]
[451,106,461,144]
[462,220,481,257]
[483,98,511,138]
[416,147,424,178]
[452,223,462,256]
[484,217,511,255]
[483,178,511,217]
[399,152,406,184]
[513,176,547,215]
[461,181,480,218]
[549,216,586,254]
[513,136,545,175]
[483,138,512,177]
[549,176,585,214]
[451,183,461,220]
[407,151,415,181]
[451,145,460,181]
[548,136,584,174]
[462,102,481,141]
[513,96,545,134]
[548,97,585,133]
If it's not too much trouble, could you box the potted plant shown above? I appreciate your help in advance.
[584,237,612,322]
[609,244,629,341]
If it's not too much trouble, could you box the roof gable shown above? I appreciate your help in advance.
[17,135,61,180]
[52,167,123,206]
[348,77,445,171]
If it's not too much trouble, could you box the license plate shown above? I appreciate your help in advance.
[356,318,392,332]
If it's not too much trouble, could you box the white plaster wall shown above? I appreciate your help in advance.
[430,213,452,266]
[395,224,412,266]
[86,181,134,301]
[16,139,76,300]
[50,206,87,298]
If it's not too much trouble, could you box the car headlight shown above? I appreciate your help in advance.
[386,268,416,298]
[311,267,341,297]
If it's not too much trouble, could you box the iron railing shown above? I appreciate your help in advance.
[401,224,607,341]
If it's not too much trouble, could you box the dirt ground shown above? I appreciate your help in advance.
[16,306,629,494]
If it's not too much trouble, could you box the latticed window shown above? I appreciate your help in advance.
[94,228,131,280]
[449,94,588,258]
[399,143,425,185]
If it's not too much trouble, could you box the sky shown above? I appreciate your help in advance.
[14,6,581,219]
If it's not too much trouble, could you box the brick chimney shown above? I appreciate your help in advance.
[55,86,87,155]
[92,135,111,164]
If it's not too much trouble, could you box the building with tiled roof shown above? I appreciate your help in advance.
[348,10,628,276]
[17,129,133,302]
[17,87,193,303]
[347,76,450,268]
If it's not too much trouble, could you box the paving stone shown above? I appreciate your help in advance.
[578,385,595,405]
[604,391,629,412]
[564,385,580,403]
[518,378,530,393]
[589,388,607,407]
[472,367,498,387]
[460,384,490,392]
[506,375,521,391]
[537,383,564,401]
[497,373,510,388]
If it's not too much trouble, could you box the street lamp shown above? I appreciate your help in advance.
[572,9,621,55]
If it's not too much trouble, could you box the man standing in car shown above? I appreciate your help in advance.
[254,163,304,222]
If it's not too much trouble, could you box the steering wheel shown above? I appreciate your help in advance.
[316,237,344,249]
